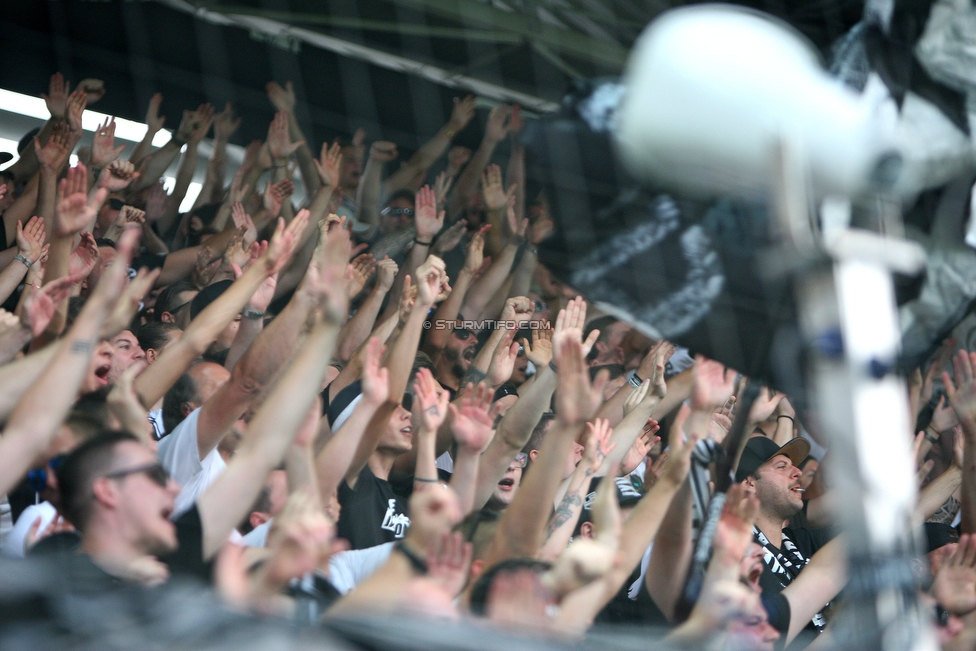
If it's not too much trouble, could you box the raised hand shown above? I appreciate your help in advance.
[945,350,976,435]
[554,336,608,426]
[90,117,125,167]
[486,329,519,388]
[508,104,526,135]
[431,220,466,257]
[144,92,165,134]
[413,367,450,432]
[34,122,71,173]
[260,210,308,276]
[932,534,976,615]
[369,140,398,163]
[426,531,473,601]
[143,182,169,223]
[659,403,701,487]
[448,95,477,133]
[691,355,736,411]
[101,266,161,339]
[346,253,375,299]
[433,170,453,210]
[484,104,512,143]
[521,326,553,368]
[932,394,961,434]
[21,274,79,337]
[501,295,532,327]
[315,141,343,188]
[713,482,760,563]
[106,360,151,438]
[98,159,140,191]
[748,387,784,425]
[105,206,146,242]
[263,492,337,590]
[187,104,215,144]
[552,296,596,363]
[213,102,242,141]
[447,145,472,176]
[623,379,652,417]
[266,111,303,161]
[415,185,444,241]
[505,194,527,240]
[374,257,398,294]
[305,217,352,321]
[527,214,555,246]
[360,337,390,405]
[266,80,296,114]
[582,418,616,478]
[923,338,957,405]
[16,216,46,265]
[42,72,70,119]
[415,256,446,308]
[481,164,514,213]
[462,224,490,274]
[56,164,107,236]
[68,232,99,279]
[450,382,494,452]
[77,78,105,104]
[65,89,87,136]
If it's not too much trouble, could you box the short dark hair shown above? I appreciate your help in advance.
[239,486,273,535]
[63,411,109,441]
[385,188,415,207]
[66,296,87,329]
[73,389,112,426]
[58,430,140,529]
[522,412,555,455]
[468,558,552,616]
[589,364,625,382]
[136,321,181,353]
[154,281,198,322]
[583,315,619,362]
[162,368,201,433]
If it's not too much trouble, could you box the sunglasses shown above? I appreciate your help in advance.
[108,198,125,211]
[381,207,414,218]
[401,392,414,412]
[453,329,472,340]
[26,454,68,494]
[102,462,171,488]
[512,452,528,469]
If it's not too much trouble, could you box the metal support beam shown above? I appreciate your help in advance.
[156,0,560,112]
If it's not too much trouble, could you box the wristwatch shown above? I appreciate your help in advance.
[241,308,266,320]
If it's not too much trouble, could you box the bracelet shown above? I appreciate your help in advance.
[924,429,940,444]
[241,308,266,320]
[394,541,429,574]
[777,414,794,423]
[414,238,432,246]
[14,254,32,269]
[414,477,440,483]
[548,360,558,373]
[629,373,643,388]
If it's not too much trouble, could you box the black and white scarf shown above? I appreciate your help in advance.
[754,526,827,631]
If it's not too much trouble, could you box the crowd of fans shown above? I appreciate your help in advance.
[1,72,976,651]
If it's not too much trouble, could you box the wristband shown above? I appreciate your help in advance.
[777,415,794,424]
[549,360,558,373]
[629,373,643,388]
[14,254,32,269]
[414,238,432,246]
[241,308,266,320]
[414,477,440,483]
[924,429,940,444]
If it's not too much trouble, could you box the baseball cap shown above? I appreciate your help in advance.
[734,436,810,483]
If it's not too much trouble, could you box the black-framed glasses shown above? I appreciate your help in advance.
[102,462,170,488]
[381,207,414,218]
[108,198,125,211]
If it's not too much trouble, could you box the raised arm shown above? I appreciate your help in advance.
[267,81,319,198]
[447,104,511,222]
[129,92,166,167]
[0,227,134,496]
[424,225,487,356]
[334,257,397,362]
[944,350,976,534]
[384,95,476,194]
[345,258,444,485]
[198,229,349,558]
[482,334,607,568]
[316,337,389,504]
[357,141,397,233]
[447,383,495,515]
[410,368,450,489]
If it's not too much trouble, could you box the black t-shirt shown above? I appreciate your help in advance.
[337,465,410,550]
[158,504,212,583]
[594,569,669,627]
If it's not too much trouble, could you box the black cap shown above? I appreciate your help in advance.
[734,436,810,483]
[924,522,959,553]
[0,151,12,165]
[190,280,232,320]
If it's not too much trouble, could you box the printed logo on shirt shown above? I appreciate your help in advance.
[381,499,410,538]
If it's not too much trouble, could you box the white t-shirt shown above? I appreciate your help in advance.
[2,501,57,558]
[158,407,227,517]
[148,408,166,440]
[328,542,394,594]
[242,519,272,547]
